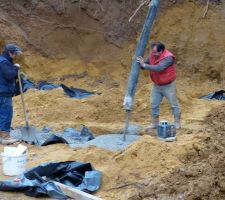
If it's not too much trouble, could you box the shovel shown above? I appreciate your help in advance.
[18,69,40,145]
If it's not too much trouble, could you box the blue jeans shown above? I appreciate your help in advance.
[150,81,180,118]
[0,97,13,133]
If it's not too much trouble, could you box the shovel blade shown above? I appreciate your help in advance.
[20,126,40,145]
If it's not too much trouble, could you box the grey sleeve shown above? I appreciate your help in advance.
[144,58,150,64]
[143,56,174,72]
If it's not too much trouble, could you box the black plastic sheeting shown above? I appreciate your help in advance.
[11,125,95,146]
[200,90,225,100]
[0,161,102,199]
[15,78,95,99]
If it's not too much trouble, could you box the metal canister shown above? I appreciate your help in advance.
[157,121,176,142]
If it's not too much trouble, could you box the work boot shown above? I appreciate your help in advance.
[174,115,181,129]
[0,131,19,145]
[146,117,159,132]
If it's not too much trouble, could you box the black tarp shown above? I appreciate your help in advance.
[15,78,95,99]
[200,90,225,100]
[0,161,102,199]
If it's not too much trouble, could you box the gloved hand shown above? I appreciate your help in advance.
[14,63,28,80]
[14,63,21,68]
[136,56,146,69]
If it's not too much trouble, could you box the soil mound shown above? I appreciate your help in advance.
[125,104,225,200]
[205,103,225,133]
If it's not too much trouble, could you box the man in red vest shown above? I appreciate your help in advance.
[137,41,181,131]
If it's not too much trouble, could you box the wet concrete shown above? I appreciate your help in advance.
[70,134,140,151]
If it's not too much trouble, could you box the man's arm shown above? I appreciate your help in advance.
[144,58,150,64]
[142,56,174,72]
[1,61,18,81]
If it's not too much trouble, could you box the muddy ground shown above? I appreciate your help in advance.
[0,0,224,200]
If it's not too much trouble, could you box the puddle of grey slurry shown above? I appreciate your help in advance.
[116,124,142,135]
[70,134,140,151]
[10,125,141,151]
[11,129,140,151]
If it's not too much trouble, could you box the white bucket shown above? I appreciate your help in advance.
[1,153,27,176]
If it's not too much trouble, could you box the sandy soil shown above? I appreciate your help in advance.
[0,1,224,200]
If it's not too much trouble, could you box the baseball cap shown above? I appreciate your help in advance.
[4,43,22,55]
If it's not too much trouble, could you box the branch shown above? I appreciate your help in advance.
[95,0,105,12]
[107,182,144,190]
[106,179,152,191]
[129,0,151,22]
[203,0,210,18]
[78,0,104,12]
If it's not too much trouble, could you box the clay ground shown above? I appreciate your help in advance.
[0,0,224,199]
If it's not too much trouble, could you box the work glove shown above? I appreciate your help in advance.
[14,63,28,80]
[14,63,21,68]
[136,56,146,69]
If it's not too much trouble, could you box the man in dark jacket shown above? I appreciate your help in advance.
[0,43,22,144]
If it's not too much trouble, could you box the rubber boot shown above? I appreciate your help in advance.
[174,115,181,129]
[0,131,19,145]
[146,117,159,132]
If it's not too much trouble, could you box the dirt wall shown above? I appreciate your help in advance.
[0,1,224,200]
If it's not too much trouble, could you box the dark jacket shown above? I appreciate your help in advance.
[0,55,18,97]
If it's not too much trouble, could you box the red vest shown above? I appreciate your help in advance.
[149,49,176,85]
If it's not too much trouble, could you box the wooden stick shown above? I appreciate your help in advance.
[54,182,103,200]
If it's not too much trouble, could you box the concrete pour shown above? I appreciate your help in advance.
[70,134,140,151]
[10,124,141,151]
[69,124,141,151]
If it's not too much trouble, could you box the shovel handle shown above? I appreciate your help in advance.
[18,69,29,127]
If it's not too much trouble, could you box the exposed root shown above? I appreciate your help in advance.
[203,0,210,18]
[129,0,151,22]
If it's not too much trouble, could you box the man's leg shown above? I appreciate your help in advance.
[147,84,163,130]
[0,97,12,132]
[0,97,19,144]
[162,81,181,129]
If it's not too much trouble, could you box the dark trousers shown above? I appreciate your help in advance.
[0,97,13,133]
